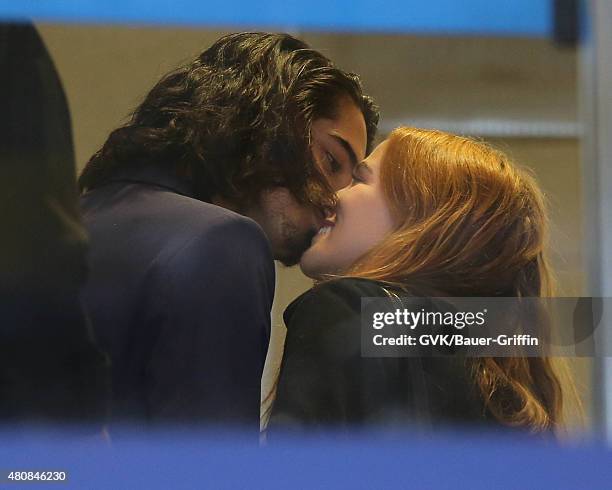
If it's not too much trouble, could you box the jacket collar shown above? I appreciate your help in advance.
[105,164,196,199]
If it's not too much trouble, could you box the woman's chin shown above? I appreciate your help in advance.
[300,252,347,279]
[299,256,322,279]
[299,246,328,279]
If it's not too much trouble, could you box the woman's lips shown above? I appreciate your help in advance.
[316,225,333,236]
[319,217,335,232]
[312,218,335,241]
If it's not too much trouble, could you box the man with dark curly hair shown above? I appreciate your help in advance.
[79,32,378,430]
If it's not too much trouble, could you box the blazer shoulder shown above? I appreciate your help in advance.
[160,207,273,278]
[82,178,260,238]
[157,192,261,234]
[129,190,272,263]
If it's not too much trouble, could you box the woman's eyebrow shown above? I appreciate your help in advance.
[353,161,373,178]
[357,161,373,174]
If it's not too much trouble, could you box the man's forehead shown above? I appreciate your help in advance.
[313,103,367,161]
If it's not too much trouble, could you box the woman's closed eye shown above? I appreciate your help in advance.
[351,161,371,184]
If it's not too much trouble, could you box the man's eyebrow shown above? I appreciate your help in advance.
[331,134,359,167]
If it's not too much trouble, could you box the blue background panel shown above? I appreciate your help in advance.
[0,429,609,489]
[0,0,552,36]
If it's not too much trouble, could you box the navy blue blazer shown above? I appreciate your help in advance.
[81,165,274,429]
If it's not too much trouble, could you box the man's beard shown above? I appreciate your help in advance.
[276,224,317,267]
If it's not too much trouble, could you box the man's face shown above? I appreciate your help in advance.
[250,96,368,266]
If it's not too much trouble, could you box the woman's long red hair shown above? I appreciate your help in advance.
[344,127,570,431]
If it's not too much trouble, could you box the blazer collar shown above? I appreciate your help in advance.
[106,164,196,198]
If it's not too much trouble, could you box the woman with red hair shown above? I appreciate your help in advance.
[269,127,575,434]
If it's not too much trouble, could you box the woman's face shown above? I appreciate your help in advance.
[300,140,395,278]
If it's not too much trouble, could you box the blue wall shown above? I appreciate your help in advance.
[0,0,551,36]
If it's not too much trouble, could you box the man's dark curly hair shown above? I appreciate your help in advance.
[78,32,379,210]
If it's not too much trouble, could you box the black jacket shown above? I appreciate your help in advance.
[269,278,495,432]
